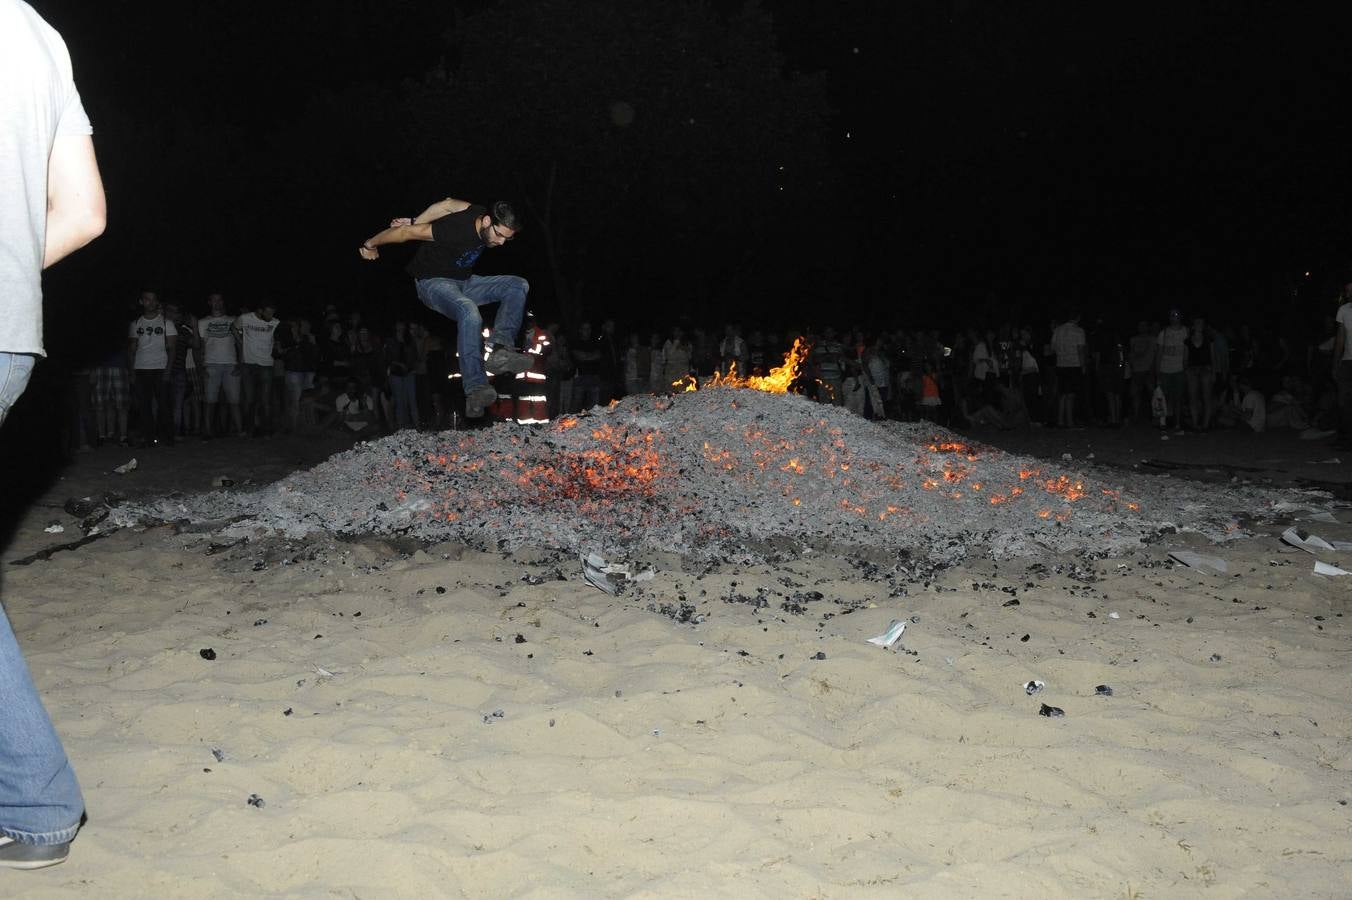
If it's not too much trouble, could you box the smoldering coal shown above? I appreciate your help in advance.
[116,389,1305,564]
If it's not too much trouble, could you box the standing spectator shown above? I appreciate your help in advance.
[1015,326,1042,423]
[597,318,622,402]
[234,301,279,436]
[1333,283,1352,450]
[570,321,603,410]
[126,290,176,446]
[197,292,243,437]
[811,326,845,404]
[623,332,650,397]
[719,323,749,377]
[319,316,350,381]
[648,330,667,391]
[864,337,891,416]
[747,329,768,376]
[278,318,318,432]
[383,320,420,430]
[409,321,432,427]
[0,0,106,868]
[92,341,129,446]
[691,327,716,383]
[1184,316,1215,430]
[422,326,452,428]
[163,301,199,438]
[1127,320,1157,422]
[1156,309,1189,431]
[349,326,384,426]
[660,325,693,391]
[970,329,1000,382]
[542,323,575,419]
[1092,321,1126,426]
[1050,311,1087,428]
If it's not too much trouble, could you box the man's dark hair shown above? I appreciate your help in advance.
[491,200,523,233]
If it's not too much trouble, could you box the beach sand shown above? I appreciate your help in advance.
[2,425,1349,898]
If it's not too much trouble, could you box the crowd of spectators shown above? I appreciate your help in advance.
[52,287,1352,453]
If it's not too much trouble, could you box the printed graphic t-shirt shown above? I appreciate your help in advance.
[198,314,238,364]
[128,314,177,370]
[236,311,278,365]
[406,205,488,281]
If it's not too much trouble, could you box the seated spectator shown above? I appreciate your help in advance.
[1241,385,1267,432]
[1267,382,1307,430]
[960,376,1006,429]
[333,378,377,435]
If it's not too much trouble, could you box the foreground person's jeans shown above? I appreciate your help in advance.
[415,275,528,391]
[0,352,36,428]
[0,353,84,845]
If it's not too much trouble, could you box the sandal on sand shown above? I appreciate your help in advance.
[0,836,71,870]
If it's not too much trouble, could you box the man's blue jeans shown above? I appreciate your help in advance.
[0,351,36,429]
[0,352,84,845]
[415,275,528,391]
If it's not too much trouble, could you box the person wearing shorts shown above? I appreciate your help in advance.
[1050,312,1087,427]
[197,292,242,436]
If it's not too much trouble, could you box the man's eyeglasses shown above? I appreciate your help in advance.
[489,222,514,242]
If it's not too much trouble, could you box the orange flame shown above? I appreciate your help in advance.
[677,337,811,394]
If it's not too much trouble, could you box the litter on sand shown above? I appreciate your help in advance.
[866,619,907,648]
[1313,561,1350,577]
[113,458,138,475]
[1168,550,1229,574]
[1024,680,1045,695]
[582,551,655,595]
[1281,527,1335,554]
[43,524,65,534]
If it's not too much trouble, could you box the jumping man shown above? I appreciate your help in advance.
[358,198,532,417]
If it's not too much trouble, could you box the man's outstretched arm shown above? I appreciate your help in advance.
[358,222,434,260]
[412,197,470,224]
[43,134,106,268]
[385,197,471,230]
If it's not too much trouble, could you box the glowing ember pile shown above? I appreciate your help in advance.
[123,389,1299,564]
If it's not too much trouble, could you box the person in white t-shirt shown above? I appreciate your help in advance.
[1332,284,1352,450]
[126,290,177,446]
[1156,308,1189,431]
[1050,313,1086,427]
[233,302,279,435]
[197,292,243,437]
[0,0,106,870]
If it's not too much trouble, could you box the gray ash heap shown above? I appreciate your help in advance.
[122,388,1296,563]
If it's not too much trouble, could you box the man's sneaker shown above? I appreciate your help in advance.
[485,347,532,376]
[465,384,498,418]
[0,836,70,870]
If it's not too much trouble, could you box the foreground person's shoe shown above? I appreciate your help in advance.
[485,347,532,375]
[465,384,499,418]
[0,836,71,870]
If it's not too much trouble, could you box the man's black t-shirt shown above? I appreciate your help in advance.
[406,205,487,280]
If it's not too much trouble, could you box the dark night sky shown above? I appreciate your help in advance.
[27,1,1352,330]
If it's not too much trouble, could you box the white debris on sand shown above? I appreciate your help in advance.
[116,389,1312,564]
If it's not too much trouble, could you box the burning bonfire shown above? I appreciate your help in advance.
[124,341,1291,565]
[674,336,811,395]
